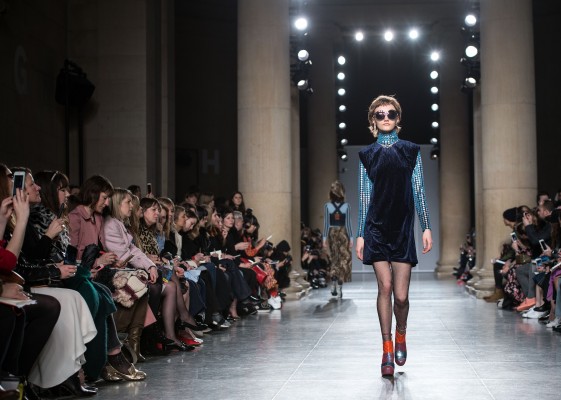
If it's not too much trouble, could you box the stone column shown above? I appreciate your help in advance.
[467,88,483,289]
[307,24,338,231]
[475,0,537,296]
[435,26,471,277]
[237,0,292,244]
[68,0,173,191]
[285,86,309,298]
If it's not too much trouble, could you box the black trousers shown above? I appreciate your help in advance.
[1,293,60,376]
[219,259,251,301]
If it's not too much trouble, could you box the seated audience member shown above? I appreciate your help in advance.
[0,177,60,400]
[102,188,158,363]
[2,165,96,396]
[137,197,201,351]
[67,175,146,382]
[229,191,246,214]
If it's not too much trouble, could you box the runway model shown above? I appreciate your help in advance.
[355,95,432,376]
[322,180,353,298]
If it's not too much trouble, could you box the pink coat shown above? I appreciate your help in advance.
[68,205,104,259]
[102,217,154,271]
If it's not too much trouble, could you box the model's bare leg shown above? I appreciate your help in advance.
[391,262,412,366]
[373,261,394,376]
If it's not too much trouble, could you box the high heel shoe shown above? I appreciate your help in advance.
[395,329,407,366]
[381,340,395,377]
[59,372,98,396]
[177,320,208,332]
[161,337,194,352]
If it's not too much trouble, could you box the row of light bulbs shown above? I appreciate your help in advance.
[293,16,442,161]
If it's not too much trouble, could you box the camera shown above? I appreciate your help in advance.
[304,245,311,252]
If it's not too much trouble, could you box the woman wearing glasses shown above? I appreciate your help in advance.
[355,95,432,377]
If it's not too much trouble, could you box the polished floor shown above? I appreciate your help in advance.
[92,273,560,400]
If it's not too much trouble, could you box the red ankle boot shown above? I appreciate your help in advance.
[395,329,407,366]
[381,340,395,376]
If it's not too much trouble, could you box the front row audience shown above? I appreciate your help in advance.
[481,193,561,333]
[0,163,296,399]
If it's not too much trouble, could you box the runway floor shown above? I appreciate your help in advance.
[91,273,561,400]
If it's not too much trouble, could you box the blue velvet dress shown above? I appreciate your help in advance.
[357,130,431,266]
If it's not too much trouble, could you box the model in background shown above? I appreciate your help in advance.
[322,181,353,299]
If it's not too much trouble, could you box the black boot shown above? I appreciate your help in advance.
[58,372,98,397]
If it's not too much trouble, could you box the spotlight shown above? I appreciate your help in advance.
[294,17,308,31]
[355,31,364,42]
[430,146,440,160]
[465,44,478,58]
[384,30,394,42]
[338,88,346,96]
[297,80,309,90]
[337,72,345,80]
[338,149,348,161]
[337,56,346,65]
[297,50,310,62]
[408,28,419,40]
[339,105,347,112]
[431,103,439,111]
[430,137,438,145]
[430,70,439,80]
[465,76,477,88]
[430,86,439,94]
[339,122,346,129]
[432,121,439,128]
[430,51,440,61]
[340,138,348,146]
[465,14,477,27]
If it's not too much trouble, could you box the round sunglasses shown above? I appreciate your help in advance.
[374,110,399,121]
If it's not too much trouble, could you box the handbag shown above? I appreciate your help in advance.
[111,269,149,308]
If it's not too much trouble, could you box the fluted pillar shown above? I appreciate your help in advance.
[475,0,537,296]
[287,86,310,296]
[237,0,292,244]
[307,24,338,231]
[467,88,483,289]
[435,26,471,277]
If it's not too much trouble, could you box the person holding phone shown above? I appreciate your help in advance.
[355,95,432,377]
[0,165,98,395]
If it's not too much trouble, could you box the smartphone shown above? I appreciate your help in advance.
[64,245,78,265]
[510,232,517,242]
[146,182,152,195]
[494,259,506,265]
[551,261,561,272]
[266,235,273,241]
[535,258,543,267]
[539,239,547,252]
[12,171,26,196]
